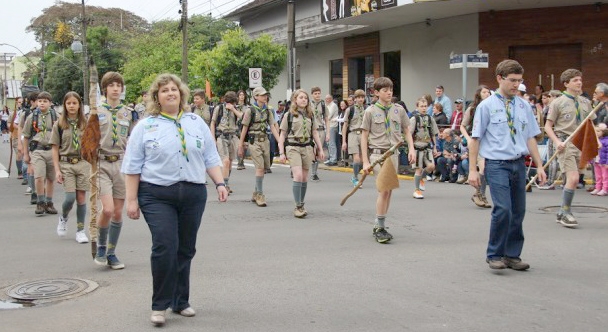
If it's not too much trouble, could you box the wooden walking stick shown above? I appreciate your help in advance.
[81,62,101,258]
[340,141,403,206]
[526,101,604,190]
[7,137,13,175]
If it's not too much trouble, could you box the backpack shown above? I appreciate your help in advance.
[413,113,434,143]
[31,108,58,135]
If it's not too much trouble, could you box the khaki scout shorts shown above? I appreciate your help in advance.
[347,131,362,155]
[98,159,126,199]
[413,148,434,169]
[249,137,270,170]
[31,149,55,181]
[557,141,581,173]
[60,160,91,192]
[370,152,399,176]
[286,145,314,169]
[216,135,239,161]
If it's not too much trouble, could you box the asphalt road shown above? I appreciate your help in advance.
[1,141,607,331]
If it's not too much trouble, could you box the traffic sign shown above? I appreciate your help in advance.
[466,53,489,68]
[249,68,262,88]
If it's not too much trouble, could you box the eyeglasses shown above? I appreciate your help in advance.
[502,77,524,84]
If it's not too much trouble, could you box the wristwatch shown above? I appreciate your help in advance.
[215,183,226,189]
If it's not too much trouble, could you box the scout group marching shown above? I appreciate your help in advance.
[5,59,607,326]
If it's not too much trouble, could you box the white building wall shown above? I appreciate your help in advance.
[380,13,480,108]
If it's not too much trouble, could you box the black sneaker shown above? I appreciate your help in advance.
[106,254,125,270]
[30,193,38,205]
[311,174,320,181]
[373,227,393,243]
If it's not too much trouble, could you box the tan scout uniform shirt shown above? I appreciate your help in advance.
[23,110,56,145]
[212,104,239,134]
[409,113,438,149]
[280,110,319,144]
[361,103,410,149]
[50,121,82,157]
[311,101,326,130]
[345,105,365,132]
[98,105,134,155]
[241,104,276,135]
[547,94,594,137]
[192,104,211,127]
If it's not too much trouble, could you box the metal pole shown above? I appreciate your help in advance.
[287,0,296,94]
[462,54,467,107]
[82,0,89,106]
[3,53,7,106]
[181,0,188,84]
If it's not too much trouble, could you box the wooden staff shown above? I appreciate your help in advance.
[526,101,604,190]
[340,141,403,206]
[7,137,13,175]
[82,62,101,258]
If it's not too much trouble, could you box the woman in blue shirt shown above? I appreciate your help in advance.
[122,73,228,326]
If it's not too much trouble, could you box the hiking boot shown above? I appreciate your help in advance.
[311,174,320,181]
[373,227,393,243]
[35,202,46,215]
[106,254,125,270]
[294,206,306,218]
[94,246,107,265]
[556,212,578,228]
[236,164,245,170]
[471,192,485,207]
[255,193,267,207]
[419,178,426,191]
[486,258,507,269]
[30,193,38,205]
[57,216,68,236]
[502,257,530,271]
[413,189,424,199]
[456,175,468,184]
[481,195,492,208]
[251,191,258,202]
[45,202,58,214]
[75,230,89,244]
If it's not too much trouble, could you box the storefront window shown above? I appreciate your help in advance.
[330,59,343,99]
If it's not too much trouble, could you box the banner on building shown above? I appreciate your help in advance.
[321,0,398,23]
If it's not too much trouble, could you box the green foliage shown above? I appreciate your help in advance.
[42,51,83,103]
[191,28,287,97]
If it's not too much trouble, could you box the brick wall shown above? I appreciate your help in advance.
[479,4,608,95]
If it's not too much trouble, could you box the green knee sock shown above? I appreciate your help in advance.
[107,221,122,256]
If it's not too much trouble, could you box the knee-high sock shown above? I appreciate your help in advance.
[107,221,122,256]
[76,204,87,231]
[560,188,575,214]
[312,161,318,175]
[353,162,362,179]
[255,176,264,193]
[300,182,308,204]
[62,192,76,218]
[98,226,109,247]
[414,175,421,190]
[292,182,302,205]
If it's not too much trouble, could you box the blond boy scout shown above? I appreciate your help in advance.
[410,98,439,199]
[191,89,211,127]
[238,86,281,207]
[23,92,59,215]
[210,91,242,194]
[342,89,366,187]
[361,77,415,243]
[93,71,135,270]
[545,68,595,228]
[310,87,329,181]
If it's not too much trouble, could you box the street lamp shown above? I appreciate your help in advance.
[1,52,16,107]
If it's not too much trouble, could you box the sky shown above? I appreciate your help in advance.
[0,0,252,55]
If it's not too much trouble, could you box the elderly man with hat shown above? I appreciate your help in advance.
[238,86,281,207]
[450,98,465,130]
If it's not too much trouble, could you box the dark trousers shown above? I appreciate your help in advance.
[437,157,457,180]
[485,158,526,259]
[138,181,207,311]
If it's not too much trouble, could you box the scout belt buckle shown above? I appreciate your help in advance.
[105,155,119,162]
[257,135,267,142]
[69,157,80,164]
[297,137,308,143]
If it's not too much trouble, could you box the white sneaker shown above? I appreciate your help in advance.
[25,187,32,195]
[75,230,89,244]
[426,175,433,181]
[57,216,68,237]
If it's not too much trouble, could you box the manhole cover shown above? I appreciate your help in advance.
[540,205,608,214]
[5,278,98,303]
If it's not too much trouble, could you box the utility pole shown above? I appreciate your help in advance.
[181,0,188,84]
[286,0,296,96]
[82,0,89,106]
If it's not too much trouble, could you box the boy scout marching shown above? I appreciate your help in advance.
[210,91,243,194]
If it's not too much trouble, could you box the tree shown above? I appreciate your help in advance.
[191,28,287,97]
[42,52,84,103]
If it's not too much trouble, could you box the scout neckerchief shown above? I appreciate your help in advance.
[298,109,310,141]
[40,111,48,139]
[102,102,124,146]
[356,104,364,124]
[251,102,267,126]
[68,118,80,151]
[561,91,582,123]
[495,93,516,144]
[374,102,393,134]
[160,110,188,162]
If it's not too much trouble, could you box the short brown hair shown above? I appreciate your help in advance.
[373,77,393,91]
[192,89,206,101]
[434,103,443,113]
[224,91,237,104]
[310,87,321,94]
[354,89,365,98]
[560,69,582,84]
[36,91,52,101]
[100,71,124,96]
[495,59,524,77]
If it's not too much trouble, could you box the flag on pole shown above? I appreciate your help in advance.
[571,118,599,169]
[376,157,399,192]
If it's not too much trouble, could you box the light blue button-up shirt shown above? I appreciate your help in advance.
[436,95,453,120]
[472,94,540,161]
[121,113,222,186]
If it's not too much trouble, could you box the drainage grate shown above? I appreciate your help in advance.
[540,205,608,214]
[5,278,98,303]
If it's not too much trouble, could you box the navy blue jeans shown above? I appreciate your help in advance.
[138,181,207,311]
[485,158,526,260]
